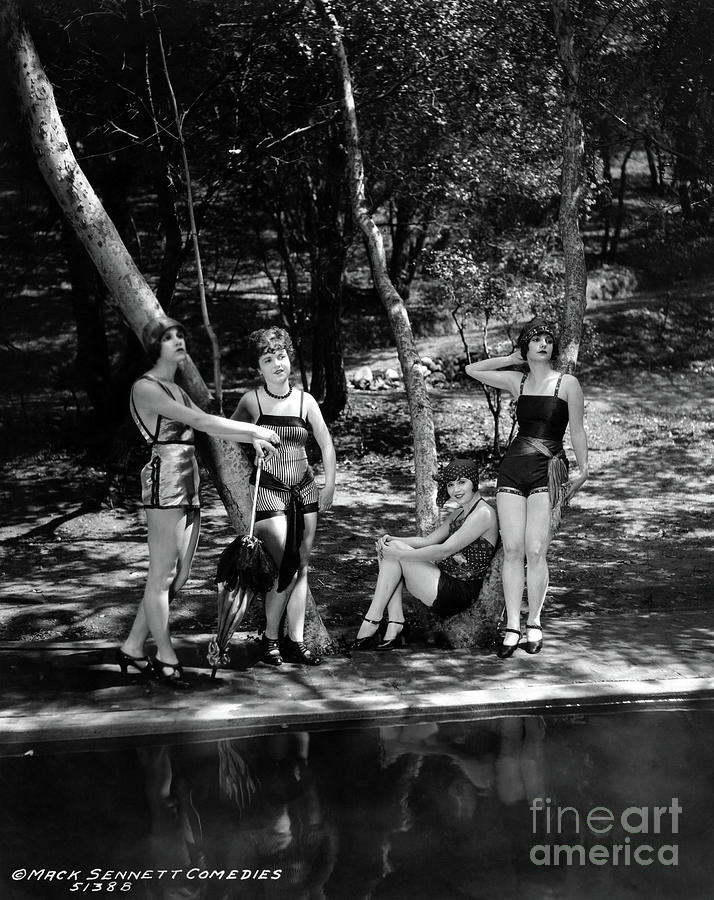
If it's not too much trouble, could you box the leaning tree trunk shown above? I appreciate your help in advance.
[1,0,334,651]
[551,0,587,376]
[314,0,438,534]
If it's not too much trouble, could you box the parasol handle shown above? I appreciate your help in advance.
[248,456,262,538]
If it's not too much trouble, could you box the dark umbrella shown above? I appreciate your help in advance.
[207,459,277,678]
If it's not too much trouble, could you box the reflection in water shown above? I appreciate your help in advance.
[2,709,714,899]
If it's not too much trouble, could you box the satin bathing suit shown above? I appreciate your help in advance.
[130,374,200,509]
[250,389,318,591]
[497,373,569,499]
[432,499,497,618]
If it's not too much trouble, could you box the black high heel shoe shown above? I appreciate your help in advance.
[377,620,407,651]
[115,648,152,677]
[152,658,192,690]
[497,628,522,659]
[524,623,543,655]
[350,616,382,651]
[260,635,283,666]
[282,636,322,666]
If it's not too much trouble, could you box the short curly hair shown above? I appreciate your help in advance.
[247,327,295,368]
[517,318,559,362]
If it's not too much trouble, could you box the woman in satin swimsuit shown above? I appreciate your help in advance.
[466,319,589,658]
[351,459,499,651]
[232,328,336,667]
[118,316,280,688]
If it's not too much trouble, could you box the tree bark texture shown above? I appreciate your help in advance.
[315,0,438,534]
[1,0,334,652]
[551,0,587,375]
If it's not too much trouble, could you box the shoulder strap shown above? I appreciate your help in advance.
[142,373,177,400]
[255,389,263,415]
[554,373,564,398]
[518,373,528,396]
[463,497,484,521]
[299,389,305,420]
[130,378,161,443]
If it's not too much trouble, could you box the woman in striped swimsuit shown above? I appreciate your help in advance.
[119,316,279,689]
[232,328,336,667]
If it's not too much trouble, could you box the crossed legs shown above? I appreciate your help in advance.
[356,550,441,642]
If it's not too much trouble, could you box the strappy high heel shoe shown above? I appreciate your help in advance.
[115,648,152,677]
[260,635,283,666]
[152,657,192,690]
[282,636,322,666]
[497,628,522,659]
[350,616,382,651]
[377,620,407,651]
[524,623,543,655]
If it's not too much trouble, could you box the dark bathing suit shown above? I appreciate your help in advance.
[130,374,200,510]
[251,389,318,591]
[497,373,569,500]
[431,498,497,618]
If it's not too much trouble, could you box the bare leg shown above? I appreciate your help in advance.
[524,492,552,641]
[254,516,289,641]
[284,513,317,642]
[356,557,441,641]
[122,508,189,665]
[355,556,408,639]
[170,509,201,598]
[496,492,527,647]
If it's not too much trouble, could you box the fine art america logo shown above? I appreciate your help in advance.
[529,797,682,867]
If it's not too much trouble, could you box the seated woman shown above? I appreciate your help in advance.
[351,459,499,650]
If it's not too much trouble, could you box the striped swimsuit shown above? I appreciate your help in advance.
[130,375,200,509]
[251,389,319,520]
[250,389,319,592]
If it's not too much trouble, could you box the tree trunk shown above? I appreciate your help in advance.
[551,0,588,376]
[60,219,114,419]
[608,141,635,262]
[315,0,438,534]
[2,0,334,652]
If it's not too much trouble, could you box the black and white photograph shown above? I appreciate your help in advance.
[1,1,713,897]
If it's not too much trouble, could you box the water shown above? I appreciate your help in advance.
[2,703,713,899]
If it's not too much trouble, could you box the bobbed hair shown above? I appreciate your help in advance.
[142,316,185,364]
[517,317,559,362]
[248,327,295,368]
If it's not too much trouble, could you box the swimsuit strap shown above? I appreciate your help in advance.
[554,373,564,398]
[131,375,178,443]
[255,389,263,415]
[141,373,179,400]
[453,497,484,526]
[518,373,527,396]
[299,389,304,420]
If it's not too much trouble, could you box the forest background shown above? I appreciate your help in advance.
[0,0,712,648]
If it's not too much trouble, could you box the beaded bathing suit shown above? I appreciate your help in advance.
[130,375,200,509]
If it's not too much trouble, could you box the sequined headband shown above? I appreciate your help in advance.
[522,324,555,344]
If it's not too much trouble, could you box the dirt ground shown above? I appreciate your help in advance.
[1,353,712,643]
